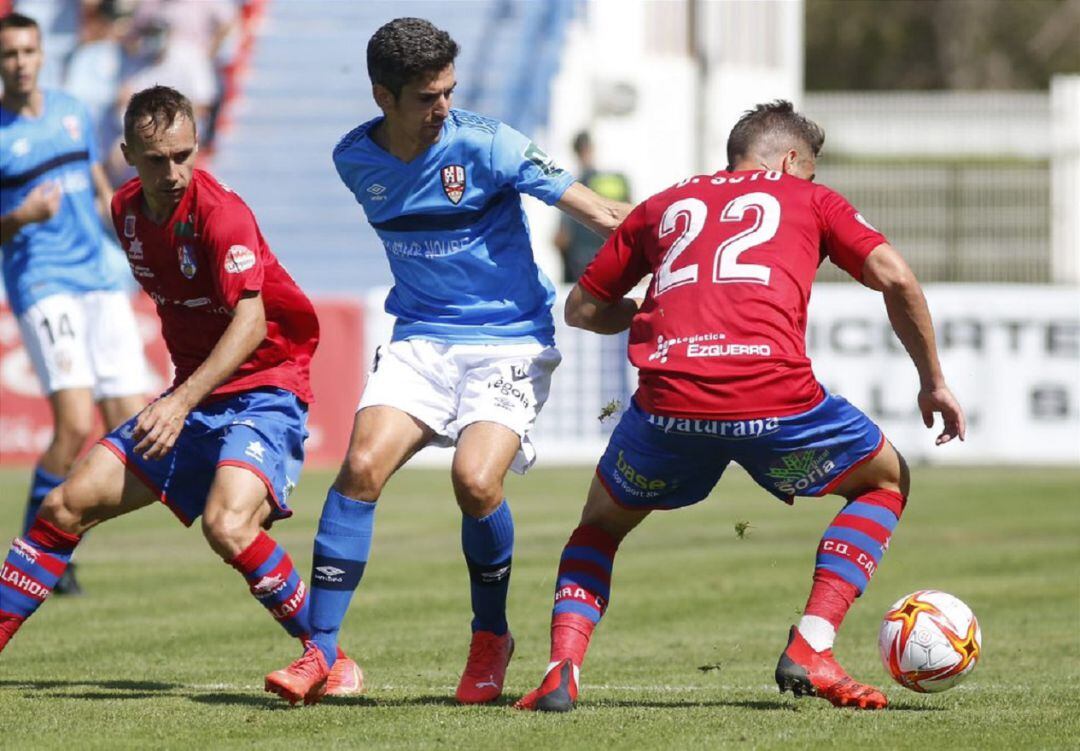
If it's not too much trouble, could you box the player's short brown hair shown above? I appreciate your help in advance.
[726,100,825,169]
[367,17,459,98]
[124,85,196,143]
[0,11,40,38]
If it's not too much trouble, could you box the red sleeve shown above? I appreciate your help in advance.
[813,185,888,280]
[578,201,652,302]
[200,204,265,309]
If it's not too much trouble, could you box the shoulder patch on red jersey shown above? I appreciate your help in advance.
[225,245,256,274]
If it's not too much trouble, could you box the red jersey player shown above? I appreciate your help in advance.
[0,86,360,699]
[515,101,965,712]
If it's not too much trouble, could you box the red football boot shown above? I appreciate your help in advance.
[325,653,365,697]
[264,641,330,706]
[455,630,514,704]
[775,626,888,709]
[514,658,579,712]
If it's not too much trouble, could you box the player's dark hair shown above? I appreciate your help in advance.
[572,131,592,157]
[124,85,196,143]
[367,17,459,98]
[726,100,825,169]
[0,12,40,37]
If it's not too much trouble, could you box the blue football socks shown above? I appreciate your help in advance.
[461,499,514,635]
[308,488,376,666]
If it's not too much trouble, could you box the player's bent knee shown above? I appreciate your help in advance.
[201,510,258,559]
[336,449,389,500]
[451,468,503,517]
[50,420,94,459]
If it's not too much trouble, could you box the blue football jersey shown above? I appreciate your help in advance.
[333,109,576,345]
[0,89,122,315]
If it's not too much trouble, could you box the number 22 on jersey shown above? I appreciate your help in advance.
[654,191,781,296]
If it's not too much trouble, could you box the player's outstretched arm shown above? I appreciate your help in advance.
[0,181,62,246]
[132,291,268,459]
[556,182,633,239]
[564,284,640,335]
[861,244,966,445]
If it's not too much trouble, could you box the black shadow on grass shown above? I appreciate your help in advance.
[0,679,176,692]
[187,693,526,709]
[39,691,163,700]
[586,698,795,711]
[188,693,295,710]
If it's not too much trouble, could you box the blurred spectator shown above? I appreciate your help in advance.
[131,0,236,63]
[555,131,631,283]
[63,1,131,159]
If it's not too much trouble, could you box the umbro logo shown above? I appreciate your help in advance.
[480,565,511,583]
[367,183,387,201]
[315,565,346,581]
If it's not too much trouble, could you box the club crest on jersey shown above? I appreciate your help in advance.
[62,115,81,142]
[123,214,136,238]
[441,164,466,205]
[178,244,197,279]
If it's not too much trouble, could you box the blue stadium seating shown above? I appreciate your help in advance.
[212,0,576,294]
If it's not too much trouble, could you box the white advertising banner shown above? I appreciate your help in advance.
[361,284,1080,467]
[804,285,1079,465]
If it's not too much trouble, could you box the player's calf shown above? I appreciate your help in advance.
[0,517,81,653]
[227,531,312,640]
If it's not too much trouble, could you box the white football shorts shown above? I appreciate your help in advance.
[357,339,562,474]
[17,291,151,399]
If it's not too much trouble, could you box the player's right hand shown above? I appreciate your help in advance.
[16,181,62,226]
[918,385,966,446]
[132,392,192,460]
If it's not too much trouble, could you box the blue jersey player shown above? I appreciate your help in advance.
[264,18,630,705]
[0,12,149,594]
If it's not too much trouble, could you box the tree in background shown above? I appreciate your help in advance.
[806,0,1080,90]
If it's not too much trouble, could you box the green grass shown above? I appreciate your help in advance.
[1,465,1078,749]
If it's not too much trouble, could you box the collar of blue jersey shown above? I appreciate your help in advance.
[360,114,454,167]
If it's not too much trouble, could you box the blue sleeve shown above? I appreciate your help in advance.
[490,123,575,206]
[332,153,362,204]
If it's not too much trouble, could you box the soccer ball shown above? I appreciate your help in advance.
[878,589,981,693]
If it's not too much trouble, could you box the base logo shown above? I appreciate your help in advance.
[613,450,670,497]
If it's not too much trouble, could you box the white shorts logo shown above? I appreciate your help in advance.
[245,440,266,462]
[224,245,256,273]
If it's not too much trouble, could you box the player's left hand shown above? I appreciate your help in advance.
[132,392,193,460]
[918,385,966,446]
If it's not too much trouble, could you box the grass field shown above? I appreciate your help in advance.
[1,464,1078,750]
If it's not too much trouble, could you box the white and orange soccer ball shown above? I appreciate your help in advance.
[878,589,982,693]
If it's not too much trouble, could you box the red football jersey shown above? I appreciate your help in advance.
[111,169,319,403]
[579,170,887,419]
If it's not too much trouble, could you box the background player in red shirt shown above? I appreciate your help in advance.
[515,101,965,712]
[0,87,361,699]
